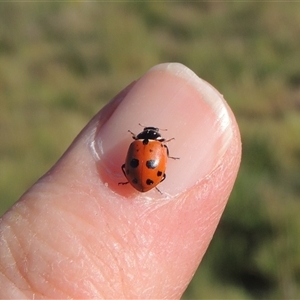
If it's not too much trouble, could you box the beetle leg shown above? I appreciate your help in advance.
[118,164,129,185]
[154,174,166,193]
[164,145,180,160]
[160,173,166,183]
[155,186,163,194]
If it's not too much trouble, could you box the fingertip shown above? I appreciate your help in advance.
[95,62,240,197]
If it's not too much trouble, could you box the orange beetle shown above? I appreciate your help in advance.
[119,126,178,193]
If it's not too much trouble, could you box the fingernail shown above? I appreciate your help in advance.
[94,63,234,197]
[154,63,233,161]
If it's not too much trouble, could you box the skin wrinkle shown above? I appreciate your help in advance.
[2,216,36,294]
[131,225,179,297]
[78,262,112,298]
[63,206,141,298]
[54,199,106,247]
[133,215,156,247]
[135,196,174,216]
[90,215,142,293]
[20,239,73,297]
[68,233,108,274]
[49,251,105,298]
[53,231,100,280]
[111,220,158,297]
[54,259,100,299]
[131,235,164,290]
[4,242,30,292]
[51,227,118,297]
[83,280,102,299]
[34,275,70,300]
[44,184,112,239]
[10,284,25,299]
[120,255,142,298]
[25,214,80,264]
[6,200,102,298]
[134,240,156,282]
[0,268,28,298]
[1,227,21,275]
[136,236,156,267]
[99,241,125,295]
[119,259,133,298]
[57,195,103,230]
[118,241,144,293]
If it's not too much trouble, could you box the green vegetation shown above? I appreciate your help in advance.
[1,2,300,299]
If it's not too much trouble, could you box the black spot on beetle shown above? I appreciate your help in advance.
[146,179,154,186]
[157,170,162,177]
[132,178,138,184]
[146,159,159,169]
[130,158,139,168]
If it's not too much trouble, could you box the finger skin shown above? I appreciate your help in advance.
[0,63,241,299]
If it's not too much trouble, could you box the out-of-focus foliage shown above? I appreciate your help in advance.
[1,2,300,299]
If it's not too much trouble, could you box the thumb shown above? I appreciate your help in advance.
[0,63,241,299]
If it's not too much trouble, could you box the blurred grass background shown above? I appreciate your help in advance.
[1,2,300,299]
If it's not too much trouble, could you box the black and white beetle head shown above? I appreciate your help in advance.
[135,127,165,142]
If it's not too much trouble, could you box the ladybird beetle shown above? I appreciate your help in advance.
[119,126,179,193]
